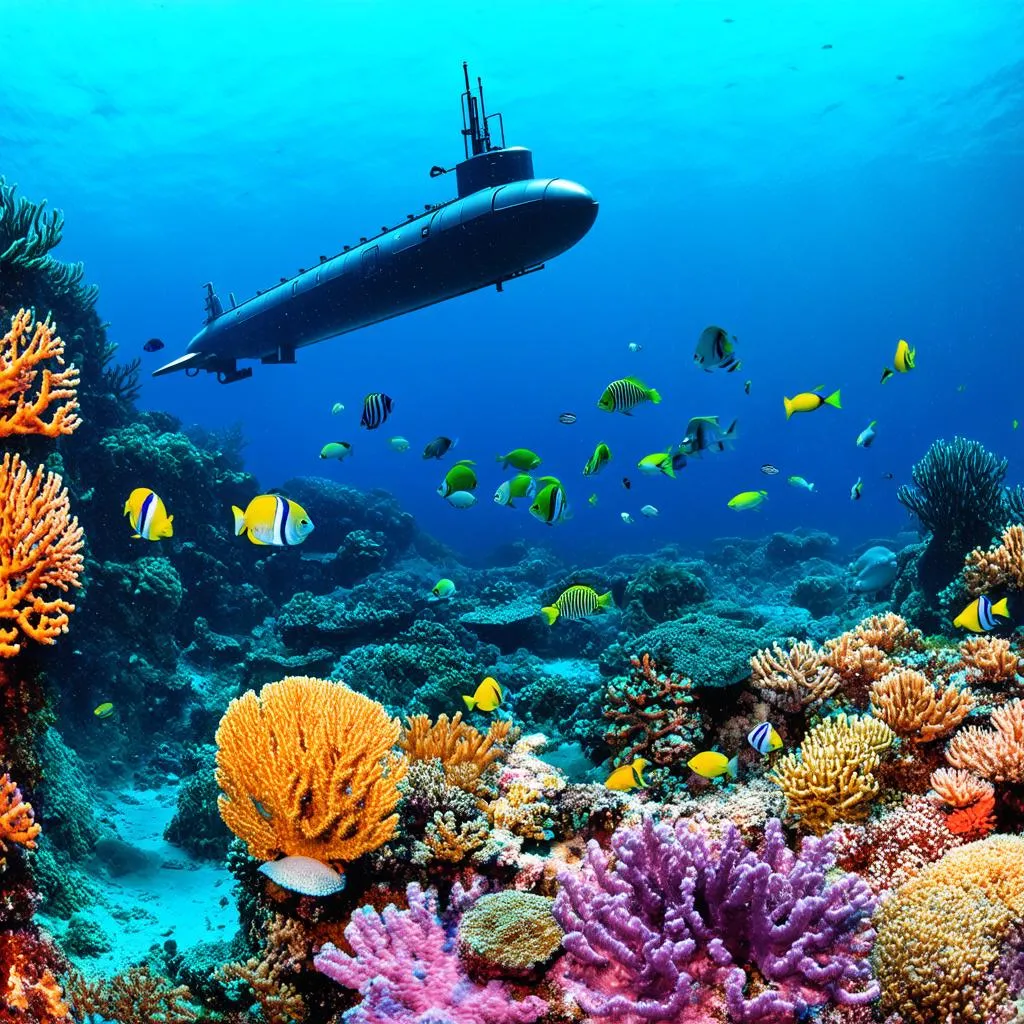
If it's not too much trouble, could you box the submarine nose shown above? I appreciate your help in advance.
[542,178,598,245]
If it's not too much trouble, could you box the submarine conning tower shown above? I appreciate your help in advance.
[454,61,535,198]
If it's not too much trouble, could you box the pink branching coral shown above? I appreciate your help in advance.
[929,768,994,810]
[946,698,1024,783]
[313,883,547,1024]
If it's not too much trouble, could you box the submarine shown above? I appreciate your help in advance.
[154,63,598,384]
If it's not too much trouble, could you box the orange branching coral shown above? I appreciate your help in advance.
[946,698,1024,783]
[220,915,306,1024]
[216,677,407,865]
[958,635,1021,685]
[870,669,975,745]
[963,523,1024,596]
[421,810,489,863]
[768,713,894,835]
[66,966,195,1024]
[400,713,511,792]
[0,930,71,1022]
[845,612,923,654]
[0,772,40,869]
[822,635,892,705]
[929,767,994,810]
[0,309,80,438]
[945,793,997,840]
[0,453,84,657]
[749,640,839,711]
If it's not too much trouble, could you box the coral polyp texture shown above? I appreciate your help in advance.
[215,675,407,864]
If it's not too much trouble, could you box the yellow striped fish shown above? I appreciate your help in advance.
[597,376,661,414]
[232,495,314,546]
[541,585,614,625]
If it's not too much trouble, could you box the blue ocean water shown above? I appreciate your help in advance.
[3,0,1023,561]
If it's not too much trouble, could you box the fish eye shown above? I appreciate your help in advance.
[300,518,310,526]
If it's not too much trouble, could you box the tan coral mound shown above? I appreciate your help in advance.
[959,635,1021,685]
[869,669,974,744]
[750,640,839,711]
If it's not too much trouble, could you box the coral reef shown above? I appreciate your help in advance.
[750,639,839,711]
[945,698,1024,783]
[962,522,1024,596]
[869,668,974,745]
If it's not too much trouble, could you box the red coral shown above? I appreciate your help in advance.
[0,929,71,1023]
[945,793,997,840]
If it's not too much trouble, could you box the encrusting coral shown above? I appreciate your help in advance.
[750,639,840,711]
[869,668,974,744]
[0,773,40,871]
[945,697,1024,783]
[215,676,407,865]
[457,890,562,979]
[963,522,1024,596]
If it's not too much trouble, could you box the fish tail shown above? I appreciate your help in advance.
[825,389,842,409]
[783,397,795,420]
[727,755,739,780]
[808,482,816,492]
[541,606,559,626]
[992,597,1010,618]
[880,367,894,384]
[648,388,662,404]
[462,695,477,710]
[597,590,614,610]
[662,461,676,479]
[231,506,246,536]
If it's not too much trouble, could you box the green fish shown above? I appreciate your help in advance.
[529,482,570,526]
[597,376,661,414]
[497,448,542,471]
[787,476,816,493]
[588,493,598,506]
[583,442,612,477]
[319,441,353,461]
[493,473,536,507]
[438,460,478,498]
[728,490,768,510]
[93,702,115,719]
[541,585,614,625]
[431,578,456,599]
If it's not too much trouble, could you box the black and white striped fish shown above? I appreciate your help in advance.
[360,392,393,430]
[597,376,661,414]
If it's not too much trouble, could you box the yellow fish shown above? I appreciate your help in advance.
[605,757,649,791]
[232,494,314,546]
[124,488,174,541]
[783,387,841,419]
[687,751,738,780]
[728,490,767,511]
[463,676,503,712]
[93,702,114,719]
[881,339,916,382]
[953,595,1010,633]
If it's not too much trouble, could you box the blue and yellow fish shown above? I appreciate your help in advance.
[953,595,1010,633]
[747,722,784,755]
[881,339,916,383]
[124,488,174,541]
[232,495,314,546]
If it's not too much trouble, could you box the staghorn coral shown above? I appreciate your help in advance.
[874,835,1024,1024]
[419,810,489,863]
[822,637,893,707]
[963,523,1024,596]
[843,612,923,654]
[869,668,974,744]
[66,965,196,1024]
[750,639,840,711]
[458,890,562,980]
[215,676,407,865]
[0,453,84,657]
[314,883,547,1024]
[399,712,511,793]
[219,915,306,1024]
[929,766,995,809]
[946,697,1024,783]
[769,713,894,834]
[0,309,79,438]
[0,773,40,871]
[553,816,878,1023]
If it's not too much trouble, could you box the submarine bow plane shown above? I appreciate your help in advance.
[154,63,598,384]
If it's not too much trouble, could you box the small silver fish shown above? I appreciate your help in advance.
[621,511,634,524]
[640,505,659,518]
[761,463,779,476]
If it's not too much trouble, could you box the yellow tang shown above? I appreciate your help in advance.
[605,757,649,791]
[124,487,174,541]
[783,387,841,420]
[93,702,114,719]
[463,676,503,713]
[687,751,739,780]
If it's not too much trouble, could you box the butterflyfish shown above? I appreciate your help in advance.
[541,585,613,625]
[360,392,393,429]
[232,495,314,546]
[124,488,174,541]
[597,376,661,414]
[747,722,784,755]
[694,325,741,373]
[953,595,1010,633]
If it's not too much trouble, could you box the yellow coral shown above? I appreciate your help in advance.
[869,668,974,744]
[489,783,553,841]
[963,523,1024,596]
[400,712,510,792]
[768,713,893,834]
[874,835,1024,1024]
[749,640,839,710]
[215,676,407,864]
[946,698,1024,783]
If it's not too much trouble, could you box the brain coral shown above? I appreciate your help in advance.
[458,890,562,979]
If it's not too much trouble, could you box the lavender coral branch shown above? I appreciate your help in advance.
[553,817,879,1023]
[314,882,547,1024]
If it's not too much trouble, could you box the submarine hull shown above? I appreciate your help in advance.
[157,176,597,378]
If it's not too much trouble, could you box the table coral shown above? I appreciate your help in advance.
[945,697,1024,783]
[553,817,878,1023]
[215,676,407,865]
[874,835,1024,1024]
[750,639,839,711]
[869,668,974,744]
[0,773,40,871]
[769,714,894,834]
[0,453,84,656]
[963,523,1024,596]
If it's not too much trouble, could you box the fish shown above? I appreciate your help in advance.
[880,339,916,383]
[494,474,537,507]
[881,472,894,480]
[588,493,598,506]
[783,387,841,419]
[621,511,634,524]
[744,379,752,395]
[319,441,353,461]
[583,442,612,477]
[1014,419,1020,431]
[957,384,966,392]
[953,595,1010,633]
[597,376,661,414]
[788,475,816,492]
[694,325,741,373]
[747,722,784,755]
[604,757,649,791]
[124,488,174,541]
[687,751,739,780]
[93,702,115,719]
[438,460,478,497]
[143,338,164,353]
[258,856,345,897]
[541,584,614,625]
[637,451,678,478]
[678,416,739,457]
[445,490,477,509]
[232,494,314,546]
[622,477,632,490]
[761,464,779,476]
[423,436,457,460]
[497,448,542,471]
[851,477,863,501]
[559,412,577,425]
[627,341,643,353]
[856,421,877,448]
[360,392,393,429]
[640,504,658,517]
[850,546,898,593]
[389,436,410,451]
[529,482,570,526]
[728,490,767,510]
[331,402,345,415]
[463,676,503,712]
[431,578,456,599]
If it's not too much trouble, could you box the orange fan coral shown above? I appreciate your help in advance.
[0,309,80,438]
[958,635,1021,685]
[0,453,84,657]
[400,712,510,792]
[963,524,1024,596]
[0,772,41,869]
[929,767,994,810]
[216,676,407,865]
[750,640,839,711]
[946,698,1024,784]
[870,669,974,745]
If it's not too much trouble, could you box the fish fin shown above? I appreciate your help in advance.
[248,531,268,546]
[123,500,131,515]
[455,459,476,467]
[880,367,894,383]
[634,764,648,787]
[648,388,662,404]
[462,695,477,710]
[992,597,1010,617]
[809,483,816,492]
[825,389,842,409]
[724,419,739,441]
[132,533,141,539]
[869,420,877,428]
[623,409,634,417]
[727,360,742,372]
[783,397,794,420]
[597,591,615,610]
[727,756,739,780]
[541,606,559,626]
[232,506,246,536]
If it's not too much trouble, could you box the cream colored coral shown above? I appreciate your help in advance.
[946,698,1024,783]
[749,640,839,711]
[870,669,974,744]
[929,767,994,810]
[963,524,1024,596]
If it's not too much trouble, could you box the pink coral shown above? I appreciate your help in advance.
[313,883,547,1024]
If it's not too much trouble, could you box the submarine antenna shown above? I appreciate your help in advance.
[460,61,502,158]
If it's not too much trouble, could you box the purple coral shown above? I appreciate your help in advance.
[553,817,879,1023]
[314,882,547,1024]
